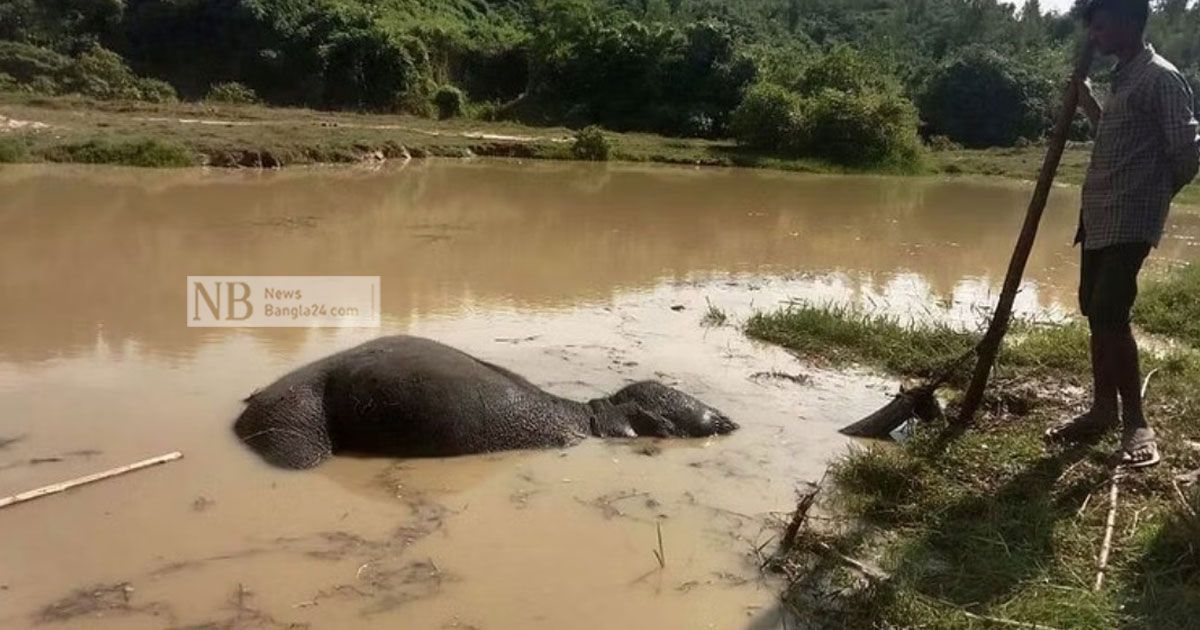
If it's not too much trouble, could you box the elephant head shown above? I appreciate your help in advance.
[592,381,738,439]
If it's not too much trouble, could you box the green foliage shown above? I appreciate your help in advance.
[0,41,176,102]
[323,28,431,111]
[433,84,466,119]
[791,45,899,97]
[0,0,123,50]
[46,137,195,167]
[2,0,1199,147]
[745,304,976,379]
[732,48,922,167]
[729,83,799,152]
[799,87,922,167]
[0,135,29,163]
[0,71,14,91]
[67,44,142,100]
[0,40,70,85]
[523,12,755,136]
[1135,263,1200,347]
[918,47,1056,148]
[205,82,259,105]
[134,77,177,103]
[571,125,611,160]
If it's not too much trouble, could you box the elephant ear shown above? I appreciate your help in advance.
[626,404,677,438]
[588,400,638,438]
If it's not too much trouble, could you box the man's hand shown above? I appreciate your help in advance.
[1074,77,1102,128]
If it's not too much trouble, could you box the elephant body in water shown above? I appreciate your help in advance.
[234,336,738,468]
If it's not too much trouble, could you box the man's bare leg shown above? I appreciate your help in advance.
[1104,325,1159,467]
[1046,330,1119,443]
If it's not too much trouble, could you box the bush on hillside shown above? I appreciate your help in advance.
[322,28,431,111]
[918,48,1055,148]
[524,12,754,137]
[792,45,900,96]
[66,44,142,100]
[0,41,177,102]
[206,82,259,104]
[434,85,466,119]
[0,41,70,84]
[134,77,177,103]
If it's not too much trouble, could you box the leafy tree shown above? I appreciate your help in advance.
[918,47,1055,148]
[730,82,800,151]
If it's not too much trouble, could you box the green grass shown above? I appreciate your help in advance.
[0,135,28,162]
[752,302,1200,629]
[43,137,196,167]
[1135,263,1200,347]
[931,144,1200,210]
[701,299,729,327]
[746,305,975,378]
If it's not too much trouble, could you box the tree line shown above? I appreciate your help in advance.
[1,0,1198,166]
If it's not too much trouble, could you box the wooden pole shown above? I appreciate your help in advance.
[0,451,182,510]
[956,41,1094,426]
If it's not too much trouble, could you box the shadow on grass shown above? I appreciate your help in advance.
[886,447,1097,607]
[1117,491,1200,630]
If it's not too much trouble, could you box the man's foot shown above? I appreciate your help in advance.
[1044,411,1117,445]
[1114,427,1161,469]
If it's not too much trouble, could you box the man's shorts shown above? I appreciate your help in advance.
[1079,242,1151,330]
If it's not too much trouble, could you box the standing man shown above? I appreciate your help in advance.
[1046,0,1199,467]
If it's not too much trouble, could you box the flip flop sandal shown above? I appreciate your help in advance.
[1045,413,1115,445]
[1116,432,1161,470]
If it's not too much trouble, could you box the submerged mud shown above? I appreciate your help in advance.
[1,161,1198,629]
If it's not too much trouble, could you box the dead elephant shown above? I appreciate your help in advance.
[234,336,738,468]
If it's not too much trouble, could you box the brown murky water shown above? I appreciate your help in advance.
[1,161,1198,629]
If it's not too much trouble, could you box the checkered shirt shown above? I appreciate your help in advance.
[1078,44,1200,250]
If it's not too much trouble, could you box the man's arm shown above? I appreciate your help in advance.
[1155,71,1200,195]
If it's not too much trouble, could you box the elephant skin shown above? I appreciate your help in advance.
[234,336,738,469]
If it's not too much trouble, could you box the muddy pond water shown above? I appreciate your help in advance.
[1,161,1198,629]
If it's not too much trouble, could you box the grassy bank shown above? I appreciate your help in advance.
[937,144,1200,208]
[0,94,881,173]
[2,94,1197,209]
[749,267,1200,629]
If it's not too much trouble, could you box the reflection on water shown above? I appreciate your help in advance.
[0,161,1197,629]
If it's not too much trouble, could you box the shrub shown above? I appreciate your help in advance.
[793,45,898,96]
[797,88,923,167]
[927,135,962,151]
[205,82,259,104]
[135,77,177,103]
[434,85,466,119]
[0,136,29,163]
[67,45,142,100]
[918,48,1055,148]
[730,83,801,152]
[322,29,428,111]
[525,15,754,136]
[572,125,611,161]
[0,41,70,85]
[0,71,16,92]
[48,138,195,167]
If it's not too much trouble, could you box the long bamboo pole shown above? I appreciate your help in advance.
[956,41,1095,426]
[0,451,183,510]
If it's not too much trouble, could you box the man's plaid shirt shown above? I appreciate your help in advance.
[1078,44,1200,250]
